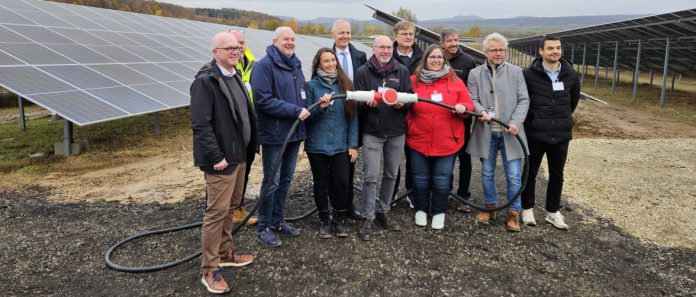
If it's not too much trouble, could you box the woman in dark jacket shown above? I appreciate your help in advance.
[407,44,474,229]
[305,48,358,238]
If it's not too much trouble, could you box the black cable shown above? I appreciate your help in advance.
[104,93,528,272]
[105,96,338,273]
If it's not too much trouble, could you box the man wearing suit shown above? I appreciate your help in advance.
[331,19,367,220]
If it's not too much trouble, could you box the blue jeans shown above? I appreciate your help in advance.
[257,141,300,231]
[407,147,455,214]
[481,132,521,211]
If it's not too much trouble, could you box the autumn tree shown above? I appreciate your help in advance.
[393,7,417,23]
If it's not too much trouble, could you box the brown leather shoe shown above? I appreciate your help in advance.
[457,202,472,213]
[506,210,521,232]
[475,204,497,224]
[232,207,257,225]
[219,251,254,268]
[201,271,230,294]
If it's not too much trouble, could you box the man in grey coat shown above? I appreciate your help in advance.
[466,32,529,232]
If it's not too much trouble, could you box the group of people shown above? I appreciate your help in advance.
[189,19,580,294]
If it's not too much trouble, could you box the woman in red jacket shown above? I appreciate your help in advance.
[407,44,474,229]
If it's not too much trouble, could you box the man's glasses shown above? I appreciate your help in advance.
[486,48,507,54]
[397,32,415,37]
[374,45,393,50]
[216,47,243,53]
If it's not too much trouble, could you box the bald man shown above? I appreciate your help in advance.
[191,32,257,294]
[353,35,413,241]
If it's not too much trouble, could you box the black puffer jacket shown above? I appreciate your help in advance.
[354,58,413,137]
[522,57,580,145]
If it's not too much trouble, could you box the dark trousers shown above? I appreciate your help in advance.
[407,147,456,214]
[455,117,473,199]
[393,150,413,199]
[308,152,351,221]
[241,146,256,206]
[521,139,570,212]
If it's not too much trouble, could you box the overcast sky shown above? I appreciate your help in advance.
[159,0,693,20]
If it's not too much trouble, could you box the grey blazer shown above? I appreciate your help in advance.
[466,61,530,160]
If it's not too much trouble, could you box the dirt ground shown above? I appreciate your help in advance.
[1,97,696,296]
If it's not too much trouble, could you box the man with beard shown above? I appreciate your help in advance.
[439,28,478,213]
[520,36,580,230]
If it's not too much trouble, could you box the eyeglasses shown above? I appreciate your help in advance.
[427,55,444,60]
[216,47,243,53]
[397,32,415,37]
[486,48,507,54]
[374,45,393,50]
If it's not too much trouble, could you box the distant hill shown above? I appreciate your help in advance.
[49,0,282,28]
[418,14,645,30]
[287,14,646,37]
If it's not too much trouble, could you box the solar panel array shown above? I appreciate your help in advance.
[0,0,371,125]
[507,9,696,77]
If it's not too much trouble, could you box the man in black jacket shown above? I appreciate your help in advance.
[190,32,257,294]
[391,20,422,207]
[354,35,413,241]
[331,19,367,220]
[439,28,478,212]
[521,36,580,230]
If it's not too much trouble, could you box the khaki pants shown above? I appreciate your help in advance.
[200,163,246,274]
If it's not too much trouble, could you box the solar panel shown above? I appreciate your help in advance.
[0,0,373,126]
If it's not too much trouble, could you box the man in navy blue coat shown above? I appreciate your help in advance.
[251,26,310,247]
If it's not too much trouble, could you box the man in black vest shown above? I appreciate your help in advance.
[521,36,580,230]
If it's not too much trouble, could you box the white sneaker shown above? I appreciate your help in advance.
[415,210,427,227]
[521,208,536,226]
[431,213,445,230]
[545,211,569,230]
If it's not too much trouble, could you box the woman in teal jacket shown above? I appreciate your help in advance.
[305,48,358,239]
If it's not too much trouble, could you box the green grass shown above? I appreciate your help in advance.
[0,108,191,173]
[580,75,696,123]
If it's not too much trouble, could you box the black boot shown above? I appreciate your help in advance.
[332,210,349,237]
[319,211,332,239]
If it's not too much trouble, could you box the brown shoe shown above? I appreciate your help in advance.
[475,204,497,225]
[219,251,254,268]
[201,271,230,294]
[506,210,521,232]
[232,207,257,225]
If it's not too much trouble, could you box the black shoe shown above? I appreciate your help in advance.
[332,219,348,237]
[348,209,364,220]
[358,220,373,241]
[375,212,402,231]
[319,220,332,239]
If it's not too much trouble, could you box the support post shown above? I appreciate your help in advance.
[611,42,619,95]
[594,43,601,89]
[580,44,587,86]
[632,40,641,102]
[649,69,654,87]
[671,72,676,92]
[570,44,575,67]
[63,119,73,156]
[18,95,26,131]
[660,37,670,108]
[154,112,161,136]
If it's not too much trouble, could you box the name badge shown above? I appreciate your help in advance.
[552,81,564,91]
[300,90,307,99]
[378,86,391,93]
[431,91,443,102]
